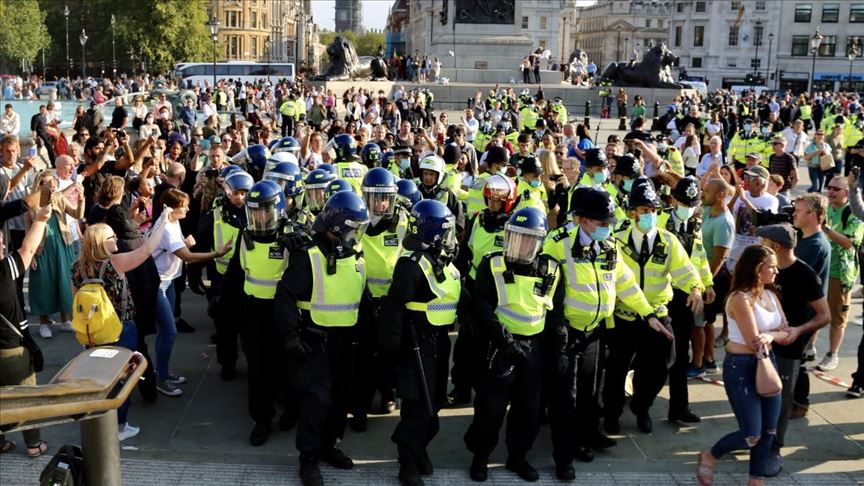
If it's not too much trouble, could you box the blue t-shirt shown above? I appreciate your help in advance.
[795,231,831,296]
[569,137,595,164]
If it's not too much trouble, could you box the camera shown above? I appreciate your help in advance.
[205,168,220,179]
[752,206,793,226]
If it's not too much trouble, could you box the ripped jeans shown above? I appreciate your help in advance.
[710,352,782,479]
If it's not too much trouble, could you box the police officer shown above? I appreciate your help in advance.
[197,169,253,380]
[464,207,559,482]
[611,153,643,210]
[543,187,663,479]
[271,135,302,157]
[416,154,465,236]
[235,180,291,446]
[658,177,715,425]
[391,145,415,179]
[232,143,271,181]
[304,168,338,216]
[274,191,370,486]
[467,145,510,218]
[578,148,612,190]
[603,177,703,435]
[378,199,462,486]
[441,143,469,202]
[280,93,297,137]
[514,155,546,212]
[351,168,407,431]
[361,142,383,169]
[450,174,518,405]
[332,133,368,193]
[728,118,765,169]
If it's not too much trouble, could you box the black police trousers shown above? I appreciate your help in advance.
[392,326,451,462]
[294,326,356,456]
[603,316,673,420]
[464,334,543,458]
[241,296,288,425]
[547,327,603,464]
[667,289,695,417]
[211,274,240,370]
[450,311,482,397]
[351,301,396,418]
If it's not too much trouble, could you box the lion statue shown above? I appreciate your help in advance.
[600,43,684,89]
[313,36,388,81]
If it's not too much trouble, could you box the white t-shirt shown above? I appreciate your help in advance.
[153,221,186,282]
[726,191,779,271]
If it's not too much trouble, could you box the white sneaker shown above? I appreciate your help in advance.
[59,321,74,332]
[39,324,53,339]
[118,423,140,441]
[817,353,839,371]
[803,343,817,362]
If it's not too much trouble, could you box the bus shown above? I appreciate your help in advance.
[174,61,294,86]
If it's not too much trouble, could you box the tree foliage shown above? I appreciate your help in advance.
[0,0,50,66]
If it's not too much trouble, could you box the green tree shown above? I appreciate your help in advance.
[355,32,385,57]
[0,0,50,68]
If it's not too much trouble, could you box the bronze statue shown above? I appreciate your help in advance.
[312,35,388,81]
[600,43,684,89]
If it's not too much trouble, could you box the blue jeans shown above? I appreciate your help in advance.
[154,281,177,381]
[116,320,138,425]
[808,166,825,192]
[710,352,782,479]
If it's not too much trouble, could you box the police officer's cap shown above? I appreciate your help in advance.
[442,143,462,165]
[518,156,543,175]
[535,119,547,128]
[671,177,701,208]
[485,145,509,165]
[627,177,661,210]
[835,115,845,125]
[584,148,608,168]
[613,154,640,177]
[572,187,618,224]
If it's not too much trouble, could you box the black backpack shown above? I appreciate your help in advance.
[40,445,85,486]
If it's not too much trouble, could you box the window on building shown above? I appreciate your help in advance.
[657,19,663,29]
[819,35,836,56]
[521,16,528,29]
[794,4,812,22]
[540,17,547,29]
[851,3,864,22]
[228,36,240,58]
[251,11,258,28]
[849,36,864,56]
[692,57,703,68]
[728,25,739,46]
[730,1,741,10]
[694,25,705,47]
[674,25,682,47]
[727,58,737,67]
[791,35,810,56]
[677,2,684,13]
[645,19,651,28]
[695,1,706,13]
[754,24,764,46]
[251,37,258,57]
[822,3,840,22]
[226,10,239,28]
[262,14,267,26]
[755,1,767,10]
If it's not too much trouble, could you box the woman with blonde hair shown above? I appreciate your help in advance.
[26,170,84,339]
[71,209,171,441]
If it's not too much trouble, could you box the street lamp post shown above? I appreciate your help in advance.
[207,16,220,89]
[616,26,622,62]
[110,15,116,77]
[766,32,774,89]
[809,27,823,95]
[266,36,271,83]
[849,44,860,92]
[128,47,136,74]
[79,29,88,79]
[752,20,761,94]
[63,5,70,80]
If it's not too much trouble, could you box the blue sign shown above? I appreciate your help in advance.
[814,73,863,81]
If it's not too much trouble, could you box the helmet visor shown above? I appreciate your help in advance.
[503,224,545,264]
[363,187,397,218]
[339,218,370,248]
[245,205,282,238]
[305,185,328,212]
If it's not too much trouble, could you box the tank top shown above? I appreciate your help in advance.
[725,290,783,346]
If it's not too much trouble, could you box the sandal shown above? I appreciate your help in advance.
[0,440,15,454]
[696,450,714,486]
[26,440,48,458]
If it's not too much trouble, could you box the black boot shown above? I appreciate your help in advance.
[447,387,472,407]
[299,455,323,486]
[398,457,424,486]
[319,446,354,469]
[249,422,270,447]
[555,459,575,480]
[574,445,594,463]
[469,453,488,482]
[506,455,539,482]
[417,450,433,476]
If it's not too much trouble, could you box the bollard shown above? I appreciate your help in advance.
[651,101,661,131]
[618,100,627,131]
[653,101,660,119]
[81,409,122,485]
[584,100,591,127]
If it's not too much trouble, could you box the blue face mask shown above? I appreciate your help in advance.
[592,169,608,184]
[590,225,611,241]
[743,124,752,132]
[529,179,541,188]
[622,179,634,193]
[761,127,770,136]
[675,205,696,221]
[398,158,411,170]
[637,212,657,231]
[657,143,668,152]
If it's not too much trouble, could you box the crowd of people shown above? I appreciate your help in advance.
[1,73,863,486]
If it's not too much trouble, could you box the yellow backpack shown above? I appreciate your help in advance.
[72,260,124,346]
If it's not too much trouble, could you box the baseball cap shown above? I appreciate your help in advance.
[209,135,222,145]
[744,166,770,179]
[756,224,797,249]
[745,152,763,161]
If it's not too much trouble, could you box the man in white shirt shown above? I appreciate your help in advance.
[782,120,809,163]
[1,104,20,138]
[726,166,779,271]
[462,108,479,143]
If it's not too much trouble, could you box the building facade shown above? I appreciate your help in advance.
[209,0,273,62]
[772,1,863,93]
[519,0,579,66]
[574,0,671,70]
[385,0,409,58]
[335,0,364,34]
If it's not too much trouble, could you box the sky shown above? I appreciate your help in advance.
[310,0,597,32]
